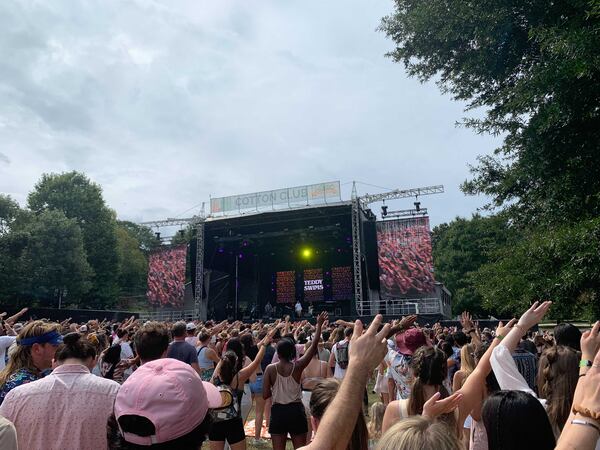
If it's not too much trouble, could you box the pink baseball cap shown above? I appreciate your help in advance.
[396,328,427,356]
[114,358,222,445]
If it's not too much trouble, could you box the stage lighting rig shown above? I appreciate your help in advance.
[383,207,428,218]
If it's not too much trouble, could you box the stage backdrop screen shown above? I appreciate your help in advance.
[276,270,296,303]
[147,244,187,307]
[376,217,435,298]
[275,266,353,303]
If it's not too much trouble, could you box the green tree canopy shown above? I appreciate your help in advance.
[380,0,600,226]
[473,217,600,320]
[27,172,119,308]
[20,210,93,305]
[432,214,514,316]
[116,224,148,296]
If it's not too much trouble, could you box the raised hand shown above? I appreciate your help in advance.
[399,314,418,330]
[570,348,600,424]
[422,391,463,420]
[317,312,328,328]
[460,311,475,330]
[348,315,390,375]
[517,301,552,330]
[496,318,516,338]
[581,321,600,361]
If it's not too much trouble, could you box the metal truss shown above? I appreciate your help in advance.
[194,222,206,320]
[351,196,364,316]
[359,185,444,206]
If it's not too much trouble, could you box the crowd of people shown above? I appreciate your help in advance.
[0,302,598,450]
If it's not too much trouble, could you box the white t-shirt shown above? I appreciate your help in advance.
[331,341,349,379]
[119,341,134,380]
[0,336,16,370]
[185,336,198,347]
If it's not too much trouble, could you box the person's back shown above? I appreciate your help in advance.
[167,339,197,364]
[167,322,199,368]
[0,332,120,450]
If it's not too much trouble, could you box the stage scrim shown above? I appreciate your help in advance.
[376,217,435,298]
[147,244,187,307]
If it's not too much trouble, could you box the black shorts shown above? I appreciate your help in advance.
[208,416,245,444]
[269,402,308,436]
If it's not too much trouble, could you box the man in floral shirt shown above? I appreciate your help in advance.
[0,321,62,405]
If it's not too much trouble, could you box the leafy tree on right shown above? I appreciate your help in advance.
[381,0,600,319]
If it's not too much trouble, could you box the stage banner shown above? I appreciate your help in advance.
[210,181,341,214]
[147,244,187,307]
[376,217,435,298]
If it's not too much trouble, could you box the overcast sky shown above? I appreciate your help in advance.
[0,0,500,230]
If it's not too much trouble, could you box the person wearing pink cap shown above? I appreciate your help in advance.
[108,358,222,449]
[386,327,427,401]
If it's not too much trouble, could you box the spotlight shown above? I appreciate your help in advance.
[382,205,388,217]
[414,201,421,211]
[301,248,313,259]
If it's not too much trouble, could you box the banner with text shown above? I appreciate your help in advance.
[376,217,435,298]
[147,244,187,307]
[211,181,341,214]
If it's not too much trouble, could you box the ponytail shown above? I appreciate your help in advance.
[55,332,97,362]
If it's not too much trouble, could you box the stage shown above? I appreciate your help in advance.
[191,202,376,320]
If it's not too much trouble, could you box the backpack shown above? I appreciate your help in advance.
[209,384,240,422]
[335,341,349,370]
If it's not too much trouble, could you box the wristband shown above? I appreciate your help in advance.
[573,405,600,421]
[463,329,474,334]
[495,334,504,341]
[571,418,600,436]
[580,359,593,368]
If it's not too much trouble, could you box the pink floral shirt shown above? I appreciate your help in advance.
[0,364,120,450]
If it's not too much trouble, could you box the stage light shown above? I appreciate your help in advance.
[301,248,313,258]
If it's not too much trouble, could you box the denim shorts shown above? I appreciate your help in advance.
[249,374,263,394]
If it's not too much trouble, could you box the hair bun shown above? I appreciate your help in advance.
[63,332,82,346]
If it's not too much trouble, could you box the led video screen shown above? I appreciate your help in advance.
[275,265,353,303]
[376,217,435,298]
[147,244,187,307]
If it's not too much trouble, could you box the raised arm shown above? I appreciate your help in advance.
[457,319,516,424]
[490,301,552,394]
[304,316,390,450]
[385,315,418,339]
[238,328,277,383]
[460,311,481,348]
[5,308,28,326]
[295,312,327,372]
[502,301,551,353]
[556,329,600,450]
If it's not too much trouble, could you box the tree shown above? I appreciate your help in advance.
[27,172,119,308]
[20,210,93,306]
[0,195,29,304]
[380,0,600,226]
[381,1,600,318]
[473,218,600,321]
[117,221,160,252]
[0,195,21,236]
[116,224,148,296]
[432,215,513,316]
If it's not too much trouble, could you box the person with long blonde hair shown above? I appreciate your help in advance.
[376,416,461,450]
[368,402,386,448]
[0,320,62,404]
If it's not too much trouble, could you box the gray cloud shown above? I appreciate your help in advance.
[0,0,499,228]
